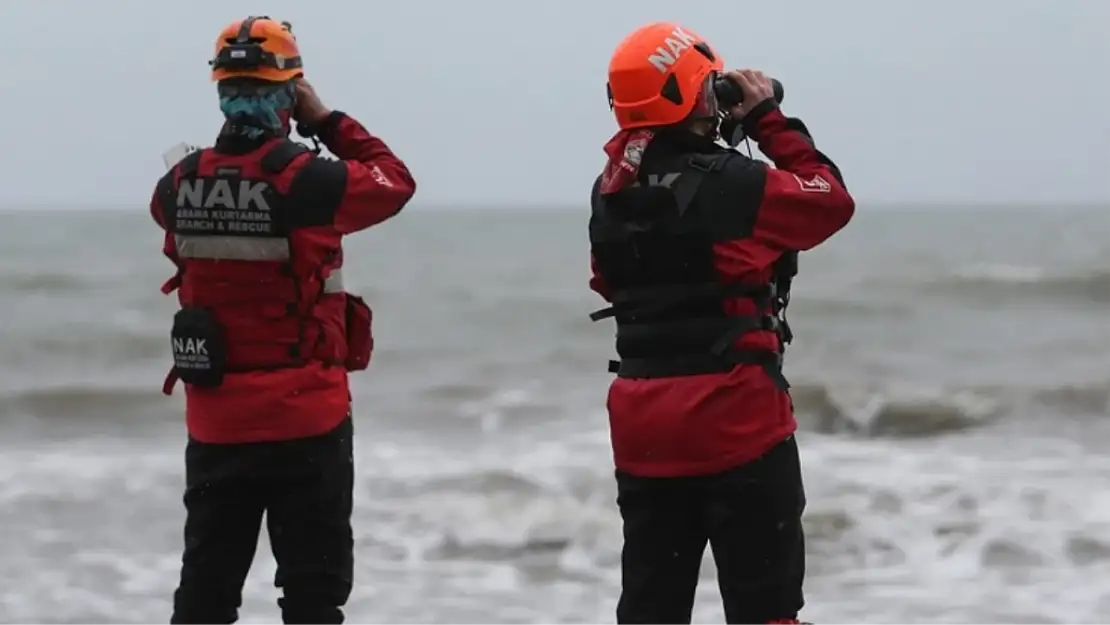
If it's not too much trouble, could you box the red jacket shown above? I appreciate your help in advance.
[150,112,415,443]
[590,106,855,477]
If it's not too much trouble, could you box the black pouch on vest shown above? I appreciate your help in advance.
[343,294,374,372]
[170,307,227,388]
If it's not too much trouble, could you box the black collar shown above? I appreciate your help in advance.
[213,134,270,155]
[646,127,721,160]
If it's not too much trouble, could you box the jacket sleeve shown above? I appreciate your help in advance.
[307,111,417,235]
[150,169,173,230]
[587,176,613,301]
[148,168,184,293]
[588,252,612,301]
[740,103,856,252]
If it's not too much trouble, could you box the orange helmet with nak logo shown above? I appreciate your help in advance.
[210,16,303,83]
[606,22,724,130]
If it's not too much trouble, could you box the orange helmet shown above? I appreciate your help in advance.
[606,23,724,130]
[210,16,303,82]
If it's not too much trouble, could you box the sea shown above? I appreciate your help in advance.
[0,205,1108,624]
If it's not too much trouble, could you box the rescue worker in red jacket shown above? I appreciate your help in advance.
[149,16,415,624]
[589,23,855,624]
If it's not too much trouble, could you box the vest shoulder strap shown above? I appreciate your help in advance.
[672,152,734,215]
[178,150,203,177]
[261,140,312,174]
[774,251,799,280]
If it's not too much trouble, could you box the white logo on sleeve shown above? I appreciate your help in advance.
[793,174,832,193]
[370,165,394,188]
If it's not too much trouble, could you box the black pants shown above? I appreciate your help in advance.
[615,436,806,624]
[171,417,354,624]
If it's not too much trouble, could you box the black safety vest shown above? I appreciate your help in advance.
[589,151,797,389]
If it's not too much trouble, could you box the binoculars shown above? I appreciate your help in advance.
[713,76,785,108]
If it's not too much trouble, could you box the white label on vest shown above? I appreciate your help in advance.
[173,337,207,355]
[174,178,276,235]
[172,337,210,369]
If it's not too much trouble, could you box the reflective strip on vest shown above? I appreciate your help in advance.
[175,234,345,293]
[176,234,289,261]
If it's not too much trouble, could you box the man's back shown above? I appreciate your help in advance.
[152,115,415,445]
[590,107,854,478]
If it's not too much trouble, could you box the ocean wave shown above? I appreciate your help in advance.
[1031,382,1110,416]
[789,382,1004,437]
[925,264,1110,304]
[0,385,173,424]
[956,263,1053,283]
[0,379,999,437]
[353,451,1110,595]
[789,297,915,319]
[7,329,166,363]
[5,435,1110,624]
[790,378,1110,437]
[4,376,1106,437]
[0,271,92,294]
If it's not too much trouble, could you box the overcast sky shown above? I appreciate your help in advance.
[0,0,1106,209]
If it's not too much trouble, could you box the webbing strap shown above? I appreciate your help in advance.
[608,348,789,390]
[260,140,311,173]
[178,150,203,177]
[589,282,770,322]
[670,152,732,216]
